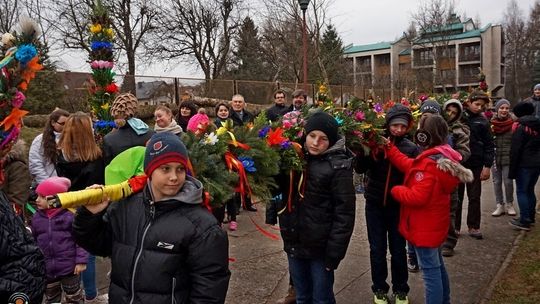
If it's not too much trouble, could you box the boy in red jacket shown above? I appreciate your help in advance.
[384,114,473,304]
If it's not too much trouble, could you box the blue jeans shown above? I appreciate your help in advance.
[287,256,335,304]
[516,167,540,225]
[82,254,97,299]
[414,247,450,304]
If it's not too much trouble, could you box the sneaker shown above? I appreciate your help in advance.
[393,292,409,304]
[373,291,389,304]
[229,221,238,231]
[505,203,517,216]
[355,185,364,194]
[468,228,483,239]
[491,204,505,217]
[407,256,419,273]
[441,246,454,257]
[509,218,531,231]
[276,285,296,304]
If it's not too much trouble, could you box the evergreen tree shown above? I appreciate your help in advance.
[533,53,540,86]
[319,23,347,85]
[228,17,269,81]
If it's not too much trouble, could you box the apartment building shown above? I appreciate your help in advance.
[344,15,505,99]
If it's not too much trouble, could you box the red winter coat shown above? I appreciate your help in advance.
[386,144,473,248]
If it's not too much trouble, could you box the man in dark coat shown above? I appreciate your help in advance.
[267,89,289,122]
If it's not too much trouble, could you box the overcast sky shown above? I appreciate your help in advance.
[53,0,537,78]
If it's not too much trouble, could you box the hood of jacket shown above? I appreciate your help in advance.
[418,147,473,192]
[3,139,27,164]
[148,175,203,205]
[443,99,463,125]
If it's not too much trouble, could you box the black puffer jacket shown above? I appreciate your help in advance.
[0,192,45,304]
[73,176,230,304]
[462,110,495,168]
[103,125,155,165]
[266,104,289,122]
[55,155,105,191]
[508,115,540,179]
[355,136,419,206]
[278,138,356,270]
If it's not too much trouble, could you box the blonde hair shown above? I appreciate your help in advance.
[155,105,173,116]
[58,112,102,162]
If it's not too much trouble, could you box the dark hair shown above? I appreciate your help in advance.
[292,89,307,98]
[215,102,230,116]
[468,89,490,104]
[274,89,286,99]
[178,101,197,119]
[42,108,70,165]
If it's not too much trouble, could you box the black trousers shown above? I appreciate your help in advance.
[456,166,483,231]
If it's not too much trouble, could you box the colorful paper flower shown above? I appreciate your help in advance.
[11,91,25,108]
[15,44,38,65]
[238,156,256,173]
[266,127,287,146]
[91,41,113,51]
[355,111,365,121]
[90,24,102,33]
[105,83,119,94]
[258,125,271,138]
[203,132,219,145]
[104,28,114,38]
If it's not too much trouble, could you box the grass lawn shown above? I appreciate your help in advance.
[489,226,540,303]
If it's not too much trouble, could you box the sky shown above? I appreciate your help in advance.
[53,0,538,79]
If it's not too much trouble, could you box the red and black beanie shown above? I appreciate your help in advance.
[144,132,189,177]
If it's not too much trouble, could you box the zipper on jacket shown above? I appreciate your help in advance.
[129,201,155,304]
[171,277,177,304]
[383,138,395,206]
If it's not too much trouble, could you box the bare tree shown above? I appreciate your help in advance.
[150,0,241,80]
[0,0,20,33]
[411,0,458,93]
[503,0,527,101]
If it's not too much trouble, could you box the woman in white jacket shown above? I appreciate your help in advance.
[29,109,69,185]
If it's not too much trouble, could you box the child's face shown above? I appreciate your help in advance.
[305,130,330,155]
[154,109,172,128]
[36,194,48,210]
[445,105,460,122]
[389,123,407,137]
[468,100,486,114]
[217,105,229,119]
[497,104,510,118]
[150,162,186,201]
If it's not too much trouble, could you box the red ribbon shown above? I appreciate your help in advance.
[224,151,253,209]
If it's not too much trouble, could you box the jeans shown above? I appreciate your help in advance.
[365,202,409,294]
[414,246,450,304]
[456,166,482,230]
[515,167,540,225]
[82,254,97,299]
[492,164,514,205]
[287,256,335,304]
[443,189,460,249]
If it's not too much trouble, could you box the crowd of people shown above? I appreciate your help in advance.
[0,84,539,304]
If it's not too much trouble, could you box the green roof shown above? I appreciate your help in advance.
[344,42,392,54]
[422,22,464,34]
[415,23,491,44]
[399,48,411,56]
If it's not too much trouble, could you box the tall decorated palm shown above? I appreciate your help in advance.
[88,0,118,138]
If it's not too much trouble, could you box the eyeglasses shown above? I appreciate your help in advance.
[55,121,66,126]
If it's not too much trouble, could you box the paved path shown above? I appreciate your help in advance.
[96,180,534,304]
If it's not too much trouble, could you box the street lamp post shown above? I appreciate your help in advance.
[298,0,310,91]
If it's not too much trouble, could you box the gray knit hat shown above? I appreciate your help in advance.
[494,99,510,113]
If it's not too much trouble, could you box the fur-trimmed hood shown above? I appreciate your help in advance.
[436,158,474,184]
[419,147,474,193]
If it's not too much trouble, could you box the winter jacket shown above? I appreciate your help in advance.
[103,125,155,165]
[55,155,105,191]
[508,115,540,179]
[355,136,419,206]
[278,138,356,270]
[462,109,495,168]
[229,109,254,127]
[491,117,513,167]
[524,95,540,119]
[0,192,45,304]
[448,121,471,162]
[31,208,88,280]
[386,144,473,248]
[73,176,230,304]
[266,104,289,122]
[28,133,59,185]
[0,139,31,207]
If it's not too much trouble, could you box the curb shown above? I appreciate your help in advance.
[477,230,526,304]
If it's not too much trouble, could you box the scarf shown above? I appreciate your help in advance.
[491,116,513,134]
[127,117,150,135]
[154,119,183,134]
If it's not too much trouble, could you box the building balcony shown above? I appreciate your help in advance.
[458,75,478,84]
[459,54,480,63]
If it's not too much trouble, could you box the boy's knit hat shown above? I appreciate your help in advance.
[420,100,442,114]
[534,83,540,91]
[468,89,490,103]
[512,101,535,118]
[386,104,412,127]
[36,177,71,197]
[304,112,339,146]
[144,132,189,177]
[494,99,510,112]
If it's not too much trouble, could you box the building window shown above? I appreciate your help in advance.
[415,49,433,66]
[460,43,480,61]
[356,56,371,72]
